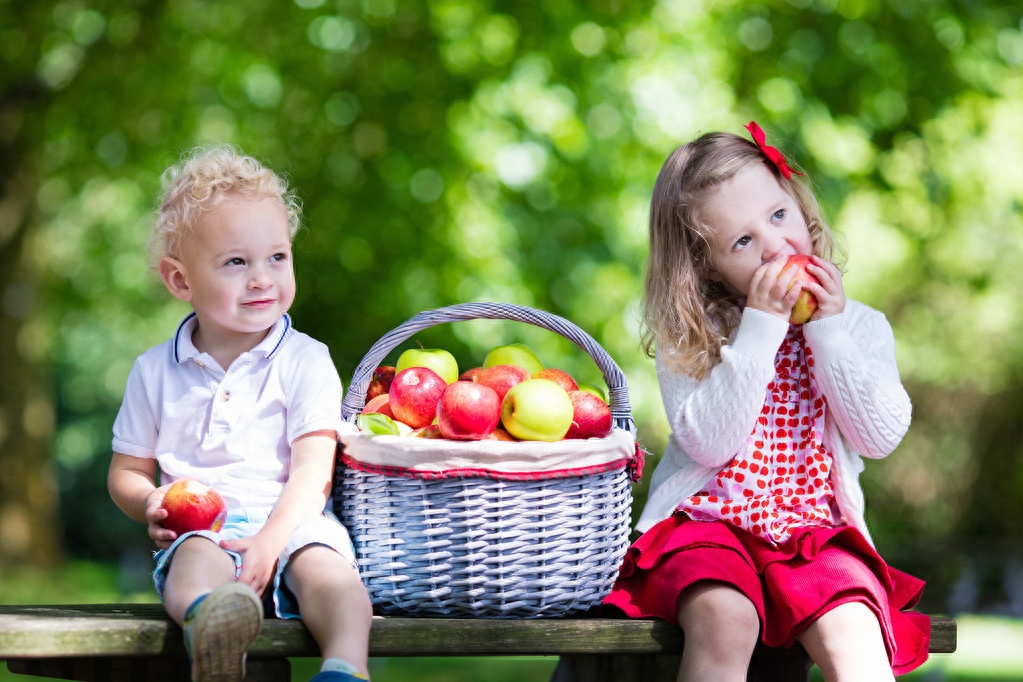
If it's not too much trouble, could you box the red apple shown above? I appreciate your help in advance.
[412,424,443,438]
[486,427,518,441]
[459,366,483,382]
[565,389,613,439]
[160,479,227,536]
[436,381,501,440]
[366,365,396,401]
[388,366,447,429]
[533,367,578,393]
[780,254,819,324]
[476,364,530,405]
[361,393,394,418]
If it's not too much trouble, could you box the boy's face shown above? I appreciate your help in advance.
[702,163,814,297]
[163,195,296,346]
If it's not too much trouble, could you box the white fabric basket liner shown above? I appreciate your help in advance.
[339,427,636,481]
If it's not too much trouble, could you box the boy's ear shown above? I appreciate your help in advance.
[158,257,193,302]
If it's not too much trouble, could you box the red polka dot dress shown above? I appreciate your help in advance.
[604,325,931,675]
[678,326,839,544]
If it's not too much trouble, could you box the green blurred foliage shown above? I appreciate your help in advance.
[3,0,1023,610]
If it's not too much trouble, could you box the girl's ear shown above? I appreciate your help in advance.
[159,257,193,302]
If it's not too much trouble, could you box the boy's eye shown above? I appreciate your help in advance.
[271,253,288,262]
[225,257,245,266]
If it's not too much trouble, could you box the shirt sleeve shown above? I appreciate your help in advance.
[111,358,159,459]
[801,303,911,459]
[659,307,789,469]
[282,339,344,444]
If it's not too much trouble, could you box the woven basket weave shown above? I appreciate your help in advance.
[334,302,639,618]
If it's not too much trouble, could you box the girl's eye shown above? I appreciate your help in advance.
[225,257,245,266]
[734,235,751,249]
[271,252,288,263]
[772,208,786,222]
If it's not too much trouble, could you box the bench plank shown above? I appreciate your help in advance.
[1,603,955,682]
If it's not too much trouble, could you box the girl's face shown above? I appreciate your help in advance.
[169,195,296,351]
[702,163,814,297]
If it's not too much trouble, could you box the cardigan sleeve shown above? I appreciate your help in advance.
[801,302,911,459]
[658,307,789,469]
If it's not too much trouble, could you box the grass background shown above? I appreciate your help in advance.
[2,561,1021,681]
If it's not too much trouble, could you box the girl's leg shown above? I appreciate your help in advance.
[796,601,894,682]
[285,545,373,676]
[162,536,237,624]
[675,582,760,682]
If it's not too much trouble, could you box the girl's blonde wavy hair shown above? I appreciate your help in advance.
[149,145,301,267]
[642,130,843,380]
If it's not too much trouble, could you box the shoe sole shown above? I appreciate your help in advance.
[189,583,263,682]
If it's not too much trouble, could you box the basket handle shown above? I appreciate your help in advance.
[341,302,635,434]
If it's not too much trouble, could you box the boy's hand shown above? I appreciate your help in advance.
[220,535,278,598]
[144,484,178,549]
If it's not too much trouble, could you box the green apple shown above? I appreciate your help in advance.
[577,382,609,404]
[396,347,459,384]
[483,343,544,376]
[500,378,574,441]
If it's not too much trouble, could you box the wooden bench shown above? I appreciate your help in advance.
[0,603,955,681]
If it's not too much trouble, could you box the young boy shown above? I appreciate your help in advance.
[108,146,372,682]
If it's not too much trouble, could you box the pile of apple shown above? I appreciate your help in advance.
[357,343,613,442]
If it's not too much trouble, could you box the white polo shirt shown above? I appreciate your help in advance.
[112,313,343,509]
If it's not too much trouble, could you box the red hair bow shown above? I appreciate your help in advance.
[744,121,803,179]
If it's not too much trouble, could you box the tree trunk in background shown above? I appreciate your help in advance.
[0,99,62,567]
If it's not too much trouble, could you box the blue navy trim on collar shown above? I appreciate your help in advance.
[173,312,198,364]
[172,312,291,363]
[266,314,291,359]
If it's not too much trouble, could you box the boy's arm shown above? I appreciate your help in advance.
[221,429,337,595]
[108,452,176,548]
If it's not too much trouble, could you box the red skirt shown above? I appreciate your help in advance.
[603,515,930,676]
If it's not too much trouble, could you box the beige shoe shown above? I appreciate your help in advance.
[185,583,263,682]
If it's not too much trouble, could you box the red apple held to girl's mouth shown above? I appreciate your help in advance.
[780,255,819,324]
[160,479,227,535]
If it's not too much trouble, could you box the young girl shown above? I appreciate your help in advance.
[604,123,930,681]
[109,146,372,682]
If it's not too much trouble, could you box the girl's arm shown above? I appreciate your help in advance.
[803,305,911,458]
[220,429,336,597]
[660,307,789,468]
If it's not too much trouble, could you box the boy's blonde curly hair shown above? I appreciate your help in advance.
[642,130,843,380]
[149,145,301,267]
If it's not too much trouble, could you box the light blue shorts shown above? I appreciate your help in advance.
[152,506,357,619]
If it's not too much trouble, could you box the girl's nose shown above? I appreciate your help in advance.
[248,266,273,288]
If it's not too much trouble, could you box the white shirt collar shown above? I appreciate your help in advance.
[173,313,292,364]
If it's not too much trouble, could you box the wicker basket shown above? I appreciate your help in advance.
[334,302,641,618]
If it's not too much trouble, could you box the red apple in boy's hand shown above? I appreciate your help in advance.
[366,365,396,401]
[160,479,227,535]
[565,389,613,439]
[780,255,819,324]
[436,381,501,440]
[389,366,447,429]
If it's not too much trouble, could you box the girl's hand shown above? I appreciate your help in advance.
[220,535,277,598]
[144,484,178,549]
[803,256,846,321]
[746,258,804,322]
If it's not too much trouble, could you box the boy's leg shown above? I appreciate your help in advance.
[161,535,263,682]
[285,544,372,676]
[162,535,237,623]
